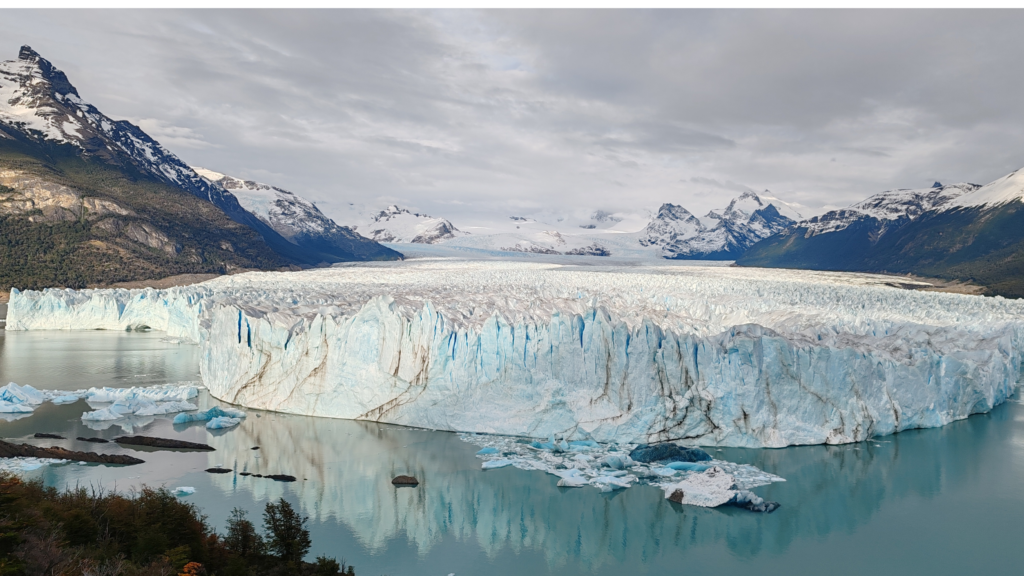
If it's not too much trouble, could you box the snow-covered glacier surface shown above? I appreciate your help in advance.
[7,261,1024,447]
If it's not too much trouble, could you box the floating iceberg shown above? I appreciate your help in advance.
[7,262,1024,447]
[461,433,784,500]
[0,382,46,406]
[80,385,199,423]
[206,416,242,429]
[662,467,740,507]
[172,406,246,425]
[0,401,35,414]
[172,486,196,496]
[0,383,200,421]
[0,457,69,473]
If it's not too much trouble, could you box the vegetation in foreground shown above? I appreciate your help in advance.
[0,472,352,576]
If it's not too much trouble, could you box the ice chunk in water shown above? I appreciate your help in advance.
[173,406,247,425]
[0,401,35,414]
[482,459,514,470]
[0,383,45,405]
[206,416,241,429]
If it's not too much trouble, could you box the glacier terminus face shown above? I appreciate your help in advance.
[7,260,1023,448]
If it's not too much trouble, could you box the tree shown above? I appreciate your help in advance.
[262,498,310,563]
[223,507,265,558]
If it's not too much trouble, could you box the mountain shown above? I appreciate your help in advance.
[738,170,1024,298]
[0,45,398,290]
[639,190,800,259]
[193,168,401,262]
[352,205,464,244]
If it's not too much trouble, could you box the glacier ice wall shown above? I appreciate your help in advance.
[7,262,1024,447]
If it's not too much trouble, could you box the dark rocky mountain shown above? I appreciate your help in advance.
[738,171,1024,298]
[639,191,799,259]
[0,45,398,290]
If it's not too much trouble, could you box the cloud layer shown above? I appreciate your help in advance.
[3,9,1023,224]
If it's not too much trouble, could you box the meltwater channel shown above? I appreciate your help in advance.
[2,329,1023,576]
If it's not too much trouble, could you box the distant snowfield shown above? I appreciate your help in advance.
[7,260,1023,448]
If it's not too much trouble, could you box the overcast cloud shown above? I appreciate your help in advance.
[3,9,1024,224]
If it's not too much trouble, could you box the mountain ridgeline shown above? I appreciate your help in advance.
[639,190,801,259]
[0,45,398,290]
[738,173,1024,298]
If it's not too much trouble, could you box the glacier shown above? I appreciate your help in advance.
[6,260,1024,448]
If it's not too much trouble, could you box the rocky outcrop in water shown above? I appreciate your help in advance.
[114,436,215,451]
[0,439,143,464]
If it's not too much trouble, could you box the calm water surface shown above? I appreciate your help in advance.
[1,330,1022,576]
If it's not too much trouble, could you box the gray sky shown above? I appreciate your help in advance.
[3,9,1024,224]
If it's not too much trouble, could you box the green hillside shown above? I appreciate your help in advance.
[0,135,286,291]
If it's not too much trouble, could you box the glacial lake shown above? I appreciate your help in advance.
[1,329,1022,575]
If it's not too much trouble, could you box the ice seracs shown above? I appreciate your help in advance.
[8,261,1023,449]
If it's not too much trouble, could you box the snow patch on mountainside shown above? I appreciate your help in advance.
[353,205,464,244]
[948,168,1024,209]
[640,191,798,258]
[802,183,980,237]
[0,46,227,204]
[193,167,332,238]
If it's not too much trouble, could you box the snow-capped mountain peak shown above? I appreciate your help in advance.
[193,167,340,240]
[0,45,221,203]
[948,167,1024,209]
[355,204,464,244]
[801,182,981,236]
[639,191,798,259]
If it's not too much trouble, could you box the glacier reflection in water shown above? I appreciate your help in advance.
[2,330,1023,575]
[194,396,1024,575]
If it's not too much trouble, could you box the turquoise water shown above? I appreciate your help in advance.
[1,330,1022,575]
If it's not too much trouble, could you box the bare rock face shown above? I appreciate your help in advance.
[0,169,134,223]
[123,222,181,255]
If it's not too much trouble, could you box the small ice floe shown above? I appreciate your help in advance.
[0,457,68,473]
[206,416,242,430]
[0,401,35,414]
[0,382,202,425]
[50,394,81,405]
[172,486,196,497]
[0,382,46,406]
[173,405,246,425]
[663,467,781,513]
[482,459,514,470]
[74,384,201,433]
[0,382,47,414]
[82,399,197,421]
[461,434,785,511]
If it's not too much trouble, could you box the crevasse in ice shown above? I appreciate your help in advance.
[7,261,1024,447]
